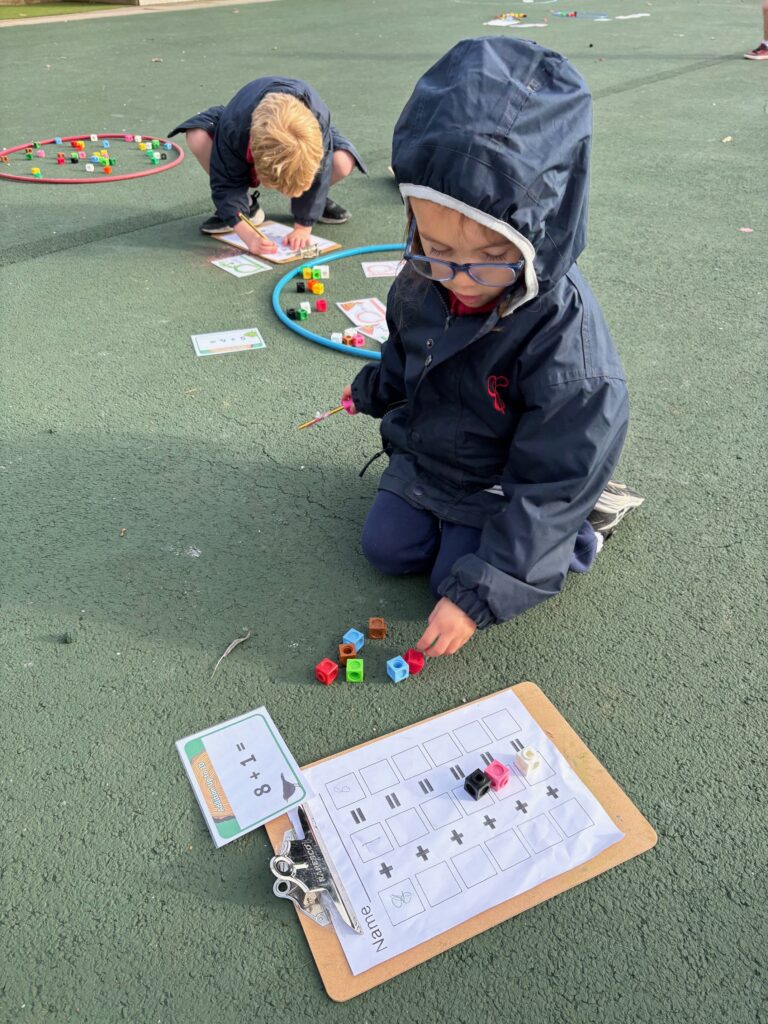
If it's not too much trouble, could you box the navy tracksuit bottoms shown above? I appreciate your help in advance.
[361,491,598,599]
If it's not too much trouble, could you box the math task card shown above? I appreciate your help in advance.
[190,328,266,357]
[211,253,273,277]
[291,690,624,975]
[361,260,405,279]
[177,707,309,847]
[337,298,389,344]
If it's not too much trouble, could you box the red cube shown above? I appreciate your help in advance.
[485,759,510,791]
[403,648,425,675]
[315,299,327,312]
[315,658,339,685]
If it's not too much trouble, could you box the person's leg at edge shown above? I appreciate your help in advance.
[361,491,442,576]
[429,519,602,597]
[185,128,213,173]
[744,0,768,57]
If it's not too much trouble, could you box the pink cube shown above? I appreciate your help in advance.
[403,648,425,675]
[315,299,327,312]
[485,759,510,791]
[315,657,339,685]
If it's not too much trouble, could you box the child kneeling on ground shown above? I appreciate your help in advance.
[169,77,366,255]
[342,37,644,658]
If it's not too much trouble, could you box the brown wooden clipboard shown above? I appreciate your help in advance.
[212,219,341,264]
[265,682,657,1001]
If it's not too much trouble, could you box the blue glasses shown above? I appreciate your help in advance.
[403,220,524,288]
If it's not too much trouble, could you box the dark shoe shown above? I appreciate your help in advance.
[744,42,768,59]
[318,199,351,224]
[588,481,645,540]
[248,190,266,224]
[199,213,234,235]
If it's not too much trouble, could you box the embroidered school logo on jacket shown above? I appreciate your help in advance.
[487,375,509,414]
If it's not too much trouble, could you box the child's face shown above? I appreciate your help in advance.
[410,198,523,308]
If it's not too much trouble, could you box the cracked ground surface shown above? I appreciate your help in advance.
[1,0,765,1021]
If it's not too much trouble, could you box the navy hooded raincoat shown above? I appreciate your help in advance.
[350,37,629,630]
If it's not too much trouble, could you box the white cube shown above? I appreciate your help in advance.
[135,134,142,143]
[299,301,312,315]
[85,163,94,172]
[317,265,330,279]
[330,333,342,343]
[514,747,542,776]
[90,134,98,141]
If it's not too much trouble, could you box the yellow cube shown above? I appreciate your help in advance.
[311,282,325,295]
[302,267,313,280]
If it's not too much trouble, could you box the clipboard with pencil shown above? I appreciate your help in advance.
[265,682,657,1001]
[211,214,341,264]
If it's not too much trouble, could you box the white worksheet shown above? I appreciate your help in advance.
[292,690,623,975]
[214,221,337,262]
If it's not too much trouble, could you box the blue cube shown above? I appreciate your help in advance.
[342,627,364,652]
[163,141,173,150]
[103,140,110,148]
[386,656,410,683]
[54,136,62,145]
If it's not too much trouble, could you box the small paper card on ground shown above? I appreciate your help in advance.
[358,323,389,344]
[484,17,549,26]
[337,298,389,344]
[177,706,309,848]
[361,260,405,278]
[191,327,266,357]
[211,253,273,277]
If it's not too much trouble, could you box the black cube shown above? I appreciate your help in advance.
[464,768,490,801]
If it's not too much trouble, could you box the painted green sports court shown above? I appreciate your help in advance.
[1,0,765,1020]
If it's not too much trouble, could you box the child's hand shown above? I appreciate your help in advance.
[417,597,477,657]
[285,225,313,251]
[233,220,277,256]
[341,384,358,415]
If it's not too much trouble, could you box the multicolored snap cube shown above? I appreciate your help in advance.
[386,656,409,683]
[342,628,364,652]
[346,658,364,683]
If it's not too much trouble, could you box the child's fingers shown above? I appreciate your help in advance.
[417,623,441,654]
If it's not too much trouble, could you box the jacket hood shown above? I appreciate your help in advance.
[392,37,593,313]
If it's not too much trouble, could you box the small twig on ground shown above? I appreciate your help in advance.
[211,630,251,679]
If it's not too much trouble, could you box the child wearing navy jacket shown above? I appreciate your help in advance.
[169,77,366,254]
[342,38,643,658]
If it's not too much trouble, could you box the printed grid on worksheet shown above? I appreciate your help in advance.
[299,691,623,975]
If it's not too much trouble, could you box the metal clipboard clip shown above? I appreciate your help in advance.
[269,802,362,934]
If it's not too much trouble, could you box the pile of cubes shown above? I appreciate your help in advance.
[314,618,426,685]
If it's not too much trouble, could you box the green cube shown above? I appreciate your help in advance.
[346,658,364,683]
[312,268,322,279]
[297,309,308,321]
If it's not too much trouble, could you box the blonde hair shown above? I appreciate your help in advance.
[250,93,323,196]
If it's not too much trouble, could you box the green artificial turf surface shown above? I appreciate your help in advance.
[1,0,765,1021]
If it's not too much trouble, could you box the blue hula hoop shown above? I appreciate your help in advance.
[271,244,404,361]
